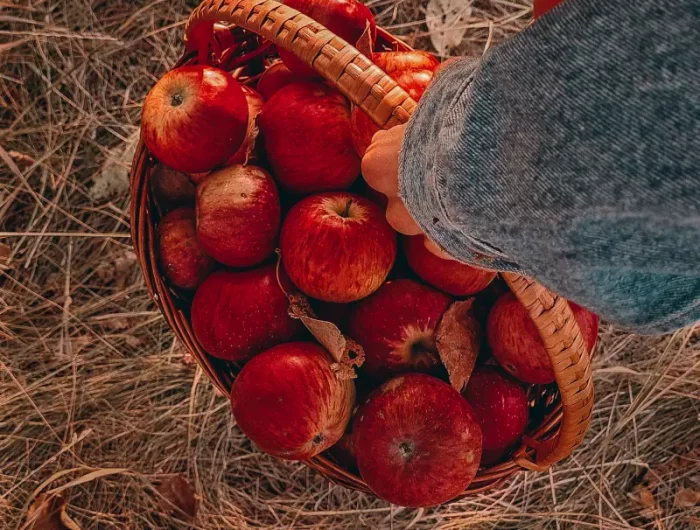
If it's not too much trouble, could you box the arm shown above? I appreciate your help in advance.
[368,0,700,333]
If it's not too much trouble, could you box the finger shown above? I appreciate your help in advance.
[386,197,423,236]
[423,237,455,260]
[361,126,404,195]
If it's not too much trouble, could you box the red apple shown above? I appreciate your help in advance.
[403,235,496,296]
[150,165,195,210]
[279,0,376,77]
[487,293,599,384]
[372,51,440,77]
[351,51,439,156]
[280,192,396,302]
[257,62,302,101]
[348,279,452,379]
[191,266,300,361]
[533,0,565,18]
[259,82,360,194]
[230,341,355,459]
[463,366,529,465]
[227,85,264,165]
[141,65,248,174]
[353,373,482,507]
[157,208,215,290]
[195,165,280,268]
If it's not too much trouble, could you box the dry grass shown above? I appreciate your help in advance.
[1,0,699,528]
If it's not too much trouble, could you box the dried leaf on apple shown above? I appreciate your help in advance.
[287,293,364,380]
[275,251,365,379]
[26,493,82,530]
[239,122,259,166]
[155,474,198,522]
[435,299,481,392]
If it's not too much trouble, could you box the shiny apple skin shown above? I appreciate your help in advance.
[372,50,440,77]
[403,235,496,296]
[280,192,397,302]
[141,65,248,174]
[230,341,355,460]
[195,165,281,268]
[259,82,361,194]
[463,366,529,465]
[191,266,300,361]
[348,279,452,379]
[354,373,482,507]
[150,165,195,211]
[157,208,215,290]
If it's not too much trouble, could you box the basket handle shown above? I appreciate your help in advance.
[185,0,594,471]
[186,0,417,130]
[503,273,594,471]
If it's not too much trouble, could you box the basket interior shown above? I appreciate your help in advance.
[129,23,570,498]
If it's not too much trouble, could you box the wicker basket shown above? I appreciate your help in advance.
[130,0,594,499]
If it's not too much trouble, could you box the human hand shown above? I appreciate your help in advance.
[361,124,421,235]
[361,124,453,260]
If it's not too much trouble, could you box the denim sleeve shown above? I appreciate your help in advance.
[399,0,700,334]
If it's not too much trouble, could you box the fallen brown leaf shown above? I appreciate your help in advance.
[114,250,137,290]
[631,484,662,520]
[155,474,198,522]
[436,299,481,392]
[674,487,700,508]
[26,494,82,530]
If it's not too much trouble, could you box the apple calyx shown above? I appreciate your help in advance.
[406,332,438,369]
[398,440,415,460]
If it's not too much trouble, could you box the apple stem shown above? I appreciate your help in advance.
[340,199,353,218]
[171,93,184,107]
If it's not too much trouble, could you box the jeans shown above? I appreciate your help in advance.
[399,0,700,333]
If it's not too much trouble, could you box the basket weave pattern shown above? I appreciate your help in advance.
[129,0,594,497]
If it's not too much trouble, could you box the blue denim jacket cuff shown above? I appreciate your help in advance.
[398,58,521,272]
